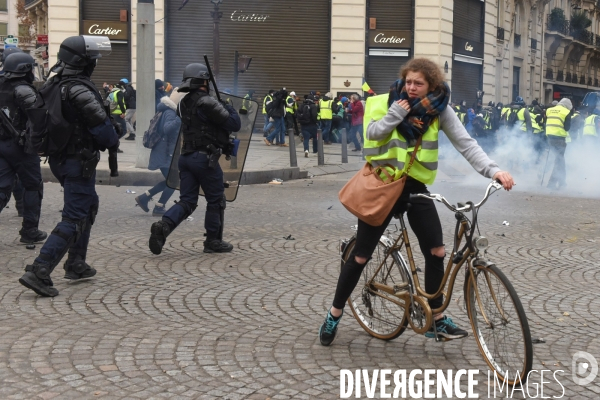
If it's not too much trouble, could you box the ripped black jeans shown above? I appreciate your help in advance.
[332,178,445,310]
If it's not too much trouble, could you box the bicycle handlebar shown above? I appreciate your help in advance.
[410,180,503,213]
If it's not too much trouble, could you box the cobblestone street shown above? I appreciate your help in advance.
[0,174,599,399]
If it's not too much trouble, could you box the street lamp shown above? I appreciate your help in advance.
[210,0,223,83]
[233,50,252,95]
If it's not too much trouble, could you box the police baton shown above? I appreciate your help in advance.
[204,55,222,103]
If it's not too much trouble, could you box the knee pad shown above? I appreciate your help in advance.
[59,216,86,243]
[177,201,197,217]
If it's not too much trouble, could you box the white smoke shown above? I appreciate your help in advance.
[439,125,600,198]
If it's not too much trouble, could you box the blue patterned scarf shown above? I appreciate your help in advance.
[388,79,450,144]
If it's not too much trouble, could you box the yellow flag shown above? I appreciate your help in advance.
[362,82,371,92]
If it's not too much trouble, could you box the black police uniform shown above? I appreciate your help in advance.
[149,63,241,255]
[19,35,119,298]
[0,52,46,243]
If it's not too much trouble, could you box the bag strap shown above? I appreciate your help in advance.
[404,135,423,175]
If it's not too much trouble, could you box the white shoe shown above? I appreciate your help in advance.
[305,150,309,158]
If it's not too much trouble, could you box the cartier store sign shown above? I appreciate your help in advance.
[82,20,128,41]
[368,30,412,49]
[452,36,483,58]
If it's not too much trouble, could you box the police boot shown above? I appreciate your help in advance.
[149,219,173,255]
[203,239,234,253]
[135,192,152,213]
[63,254,96,280]
[19,263,58,297]
[19,227,48,244]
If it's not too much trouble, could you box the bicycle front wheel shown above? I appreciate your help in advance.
[465,264,533,384]
[344,238,409,340]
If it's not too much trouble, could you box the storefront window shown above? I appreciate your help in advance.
[0,23,7,36]
[0,0,7,12]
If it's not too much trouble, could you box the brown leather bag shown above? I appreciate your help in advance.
[338,137,422,226]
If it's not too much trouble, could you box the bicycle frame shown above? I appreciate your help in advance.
[351,208,476,317]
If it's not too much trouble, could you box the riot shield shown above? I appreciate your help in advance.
[166,92,258,202]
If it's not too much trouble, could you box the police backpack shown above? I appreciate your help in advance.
[26,77,97,157]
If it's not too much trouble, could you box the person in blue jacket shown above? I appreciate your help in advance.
[135,90,184,216]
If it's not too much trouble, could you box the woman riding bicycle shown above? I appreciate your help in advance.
[319,58,515,345]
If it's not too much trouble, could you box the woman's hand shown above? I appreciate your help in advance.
[493,171,515,191]
[396,99,411,112]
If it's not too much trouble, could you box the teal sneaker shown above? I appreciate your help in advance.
[319,310,343,346]
[425,316,468,340]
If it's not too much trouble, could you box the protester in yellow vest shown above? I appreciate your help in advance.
[262,89,275,137]
[544,98,573,190]
[318,57,515,346]
[582,112,600,147]
[108,86,127,137]
[285,91,299,136]
[319,92,334,144]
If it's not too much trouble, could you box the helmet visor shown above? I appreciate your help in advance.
[82,35,112,59]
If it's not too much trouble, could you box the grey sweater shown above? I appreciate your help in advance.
[366,102,501,179]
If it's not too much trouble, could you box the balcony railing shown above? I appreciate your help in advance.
[566,72,572,82]
[595,78,599,87]
[546,68,554,80]
[580,75,586,84]
[514,34,521,47]
[588,77,593,86]
[497,27,505,40]
[572,28,594,45]
[546,15,597,45]
[557,71,564,81]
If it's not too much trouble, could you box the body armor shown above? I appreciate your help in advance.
[179,90,231,154]
[0,77,37,140]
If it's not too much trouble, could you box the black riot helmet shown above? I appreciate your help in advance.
[183,63,210,81]
[1,47,23,63]
[2,52,35,79]
[178,63,211,92]
[58,35,111,68]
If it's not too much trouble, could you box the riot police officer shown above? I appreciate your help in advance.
[149,63,241,255]
[19,35,119,297]
[0,51,47,244]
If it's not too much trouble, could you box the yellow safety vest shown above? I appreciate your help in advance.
[545,106,570,137]
[501,107,510,121]
[531,114,543,134]
[241,94,251,111]
[110,89,125,115]
[262,95,272,114]
[285,96,295,114]
[363,94,439,185]
[319,99,333,120]
[483,113,491,130]
[583,115,598,137]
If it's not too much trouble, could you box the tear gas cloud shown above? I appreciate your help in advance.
[439,125,600,198]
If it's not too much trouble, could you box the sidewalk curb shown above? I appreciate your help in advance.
[40,164,307,187]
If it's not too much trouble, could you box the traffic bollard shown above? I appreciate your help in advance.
[317,128,324,166]
[288,128,297,167]
[341,128,348,163]
[230,156,237,170]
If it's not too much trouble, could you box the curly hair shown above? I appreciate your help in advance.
[400,58,445,89]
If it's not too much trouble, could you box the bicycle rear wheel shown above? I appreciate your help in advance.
[344,237,409,340]
[465,264,533,384]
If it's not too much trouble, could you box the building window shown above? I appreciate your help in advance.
[18,24,29,38]
[530,66,535,98]
[513,67,521,101]
[515,6,521,35]
[497,0,504,28]
[0,0,7,12]
[0,23,7,36]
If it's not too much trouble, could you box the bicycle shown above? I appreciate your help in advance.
[339,180,533,384]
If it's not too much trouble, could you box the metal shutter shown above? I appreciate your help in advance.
[368,0,413,30]
[451,61,482,106]
[91,44,131,92]
[453,0,484,42]
[82,0,128,21]
[165,0,330,100]
[82,0,131,91]
[367,56,409,95]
